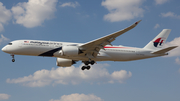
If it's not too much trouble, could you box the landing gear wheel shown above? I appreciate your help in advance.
[90,61,95,65]
[81,66,85,70]
[12,59,15,62]
[11,54,15,62]
[85,61,89,65]
[84,60,95,65]
[87,66,91,70]
[82,60,96,70]
[81,65,91,70]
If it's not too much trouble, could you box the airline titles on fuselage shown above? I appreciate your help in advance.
[23,41,63,47]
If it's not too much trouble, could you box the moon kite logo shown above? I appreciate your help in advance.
[154,38,164,47]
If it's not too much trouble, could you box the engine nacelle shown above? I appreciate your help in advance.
[56,58,75,67]
[59,46,79,56]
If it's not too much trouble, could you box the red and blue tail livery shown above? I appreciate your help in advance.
[153,38,164,47]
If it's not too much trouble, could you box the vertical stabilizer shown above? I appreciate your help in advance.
[143,29,171,50]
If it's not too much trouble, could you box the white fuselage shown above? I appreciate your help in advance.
[2,21,176,70]
[2,40,165,61]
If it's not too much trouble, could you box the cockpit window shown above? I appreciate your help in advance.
[8,43,12,45]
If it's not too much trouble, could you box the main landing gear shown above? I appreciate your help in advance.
[11,54,15,62]
[81,60,95,70]
[81,65,91,70]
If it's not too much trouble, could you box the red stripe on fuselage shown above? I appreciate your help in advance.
[104,46,132,49]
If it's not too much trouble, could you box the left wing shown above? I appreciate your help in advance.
[79,20,141,58]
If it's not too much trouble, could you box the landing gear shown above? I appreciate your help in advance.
[81,60,95,70]
[81,65,91,70]
[11,54,15,62]
[84,60,95,65]
[12,59,15,62]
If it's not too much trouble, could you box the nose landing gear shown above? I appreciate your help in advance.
[11,54,15,62]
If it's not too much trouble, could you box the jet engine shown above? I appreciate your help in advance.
[56,58,75,67]
[59,46,82,56]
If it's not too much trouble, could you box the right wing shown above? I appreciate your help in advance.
[79,20,141,58]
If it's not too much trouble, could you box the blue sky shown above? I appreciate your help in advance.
[0,0,180,101]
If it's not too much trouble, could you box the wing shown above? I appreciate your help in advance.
[79,20,141,58]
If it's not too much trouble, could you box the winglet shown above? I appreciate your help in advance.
[135,20,142,25]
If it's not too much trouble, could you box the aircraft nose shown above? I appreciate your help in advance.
[2,46,6,52]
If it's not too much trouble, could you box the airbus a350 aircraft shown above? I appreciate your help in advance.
[2,20,178,70]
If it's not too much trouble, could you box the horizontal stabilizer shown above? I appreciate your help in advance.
[151,46,178,54]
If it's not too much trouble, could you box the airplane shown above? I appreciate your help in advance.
[2,20,178,70]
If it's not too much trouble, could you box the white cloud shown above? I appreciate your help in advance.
[161,12,180,19]
[101,0,144,22]
[154,24,160,29]
[0,94,11,100]
[111,70,132,83]
[49,93,104,101]
[0,2,12,32]
[0,34,10,45]
[164,37,180,67]
[11,0,58,28]
[175,58,180,65]
[6,64,132,87]
[155,0,169,5]
[59,2,80,8]
[164,37,180,57]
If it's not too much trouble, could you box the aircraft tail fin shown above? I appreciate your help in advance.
[143,29,171,50]
[151,46,178,54]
